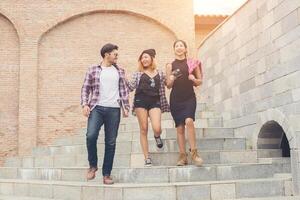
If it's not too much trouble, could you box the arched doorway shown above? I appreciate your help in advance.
[258,120,290,157]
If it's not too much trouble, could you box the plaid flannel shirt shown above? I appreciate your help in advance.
[81,64,130,112]
[126,70,170,114]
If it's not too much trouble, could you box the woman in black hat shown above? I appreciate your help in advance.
[127,49,170,167]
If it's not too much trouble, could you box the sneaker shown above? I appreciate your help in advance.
[144,157,152,167]
[154,135,163,149]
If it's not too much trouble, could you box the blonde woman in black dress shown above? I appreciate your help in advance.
[166,40,203,166]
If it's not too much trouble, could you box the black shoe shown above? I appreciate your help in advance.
[154,135,163,149]
[144,157,152,167]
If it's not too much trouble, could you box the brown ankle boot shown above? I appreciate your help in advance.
[86,167,98,180]
[190,149,203,166]
[177,152,188,166]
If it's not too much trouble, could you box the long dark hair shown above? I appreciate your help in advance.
[173,40,188,58]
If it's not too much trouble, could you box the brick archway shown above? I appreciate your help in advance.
[36,10,177,145]
[0,12,20,164]
[38,9,178,45]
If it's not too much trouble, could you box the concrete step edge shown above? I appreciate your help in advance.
[0,161,291,170]
[0,177,292,187]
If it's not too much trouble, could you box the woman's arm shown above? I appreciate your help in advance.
[165,63,175,89]
[188,66,202,87]
[126,72,138,92]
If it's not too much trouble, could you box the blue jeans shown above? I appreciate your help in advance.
[86,106,121,176]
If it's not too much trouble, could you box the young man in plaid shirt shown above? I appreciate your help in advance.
[81,43,130,184]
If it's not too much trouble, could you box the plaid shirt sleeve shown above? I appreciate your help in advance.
[81,67,92,106]
[159,71,170,113]
[126,72,138,92]
[119,68,130,112]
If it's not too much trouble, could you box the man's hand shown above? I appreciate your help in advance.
[82,105,90,117]
[123,109,129,118]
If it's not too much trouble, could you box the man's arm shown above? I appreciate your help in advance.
[81,68,92,116]
[119,68,131,117]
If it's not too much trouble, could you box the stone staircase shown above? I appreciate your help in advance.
[0,103,298,199]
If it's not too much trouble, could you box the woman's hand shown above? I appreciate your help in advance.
[170,74,176,81]
[189,65,203,87]
[188,74,196,82]
[189,74,202,86]
[166,63,175,89]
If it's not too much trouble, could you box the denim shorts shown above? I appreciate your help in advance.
[134,96,161,111]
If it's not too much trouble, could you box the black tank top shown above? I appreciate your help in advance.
[170,59,195,102]
[135,73,160,98]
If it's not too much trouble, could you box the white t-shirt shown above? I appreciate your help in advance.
[98,65,120,108]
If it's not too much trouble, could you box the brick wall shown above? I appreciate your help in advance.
[0,14,19,165]
[37,12,177,145]
[0,0,195,160]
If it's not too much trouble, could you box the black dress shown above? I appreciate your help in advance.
[170,58,196,127]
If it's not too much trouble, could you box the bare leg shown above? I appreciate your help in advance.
[177,124,186,153]
[185,118,203,166]
[135,108,149,159]
[185,118,197,150]
[148,108,162,137]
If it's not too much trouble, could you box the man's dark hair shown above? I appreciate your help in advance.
[100,43,119,58]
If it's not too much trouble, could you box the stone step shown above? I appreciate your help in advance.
[257,149,284,158]
[273,173,293,179]
[258,158,292,164]
[0,177,292,200]
[119,117,222,125]
[0,162,291,183]
[4,149,283,168]
[226,197,299,200]
[59,127,236,146]
[117,118,224,132]
[32,138,247,156]
[124,137,246,153]
[164,127,235,139]
[130,150,282,168]
[160,111,222,120]
[5,196,297,200]
[119,110,222,123]
[0,195,61,200]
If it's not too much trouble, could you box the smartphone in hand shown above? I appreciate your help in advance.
[172,69,182,78]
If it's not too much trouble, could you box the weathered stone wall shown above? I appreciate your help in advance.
[198,0,300,193]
